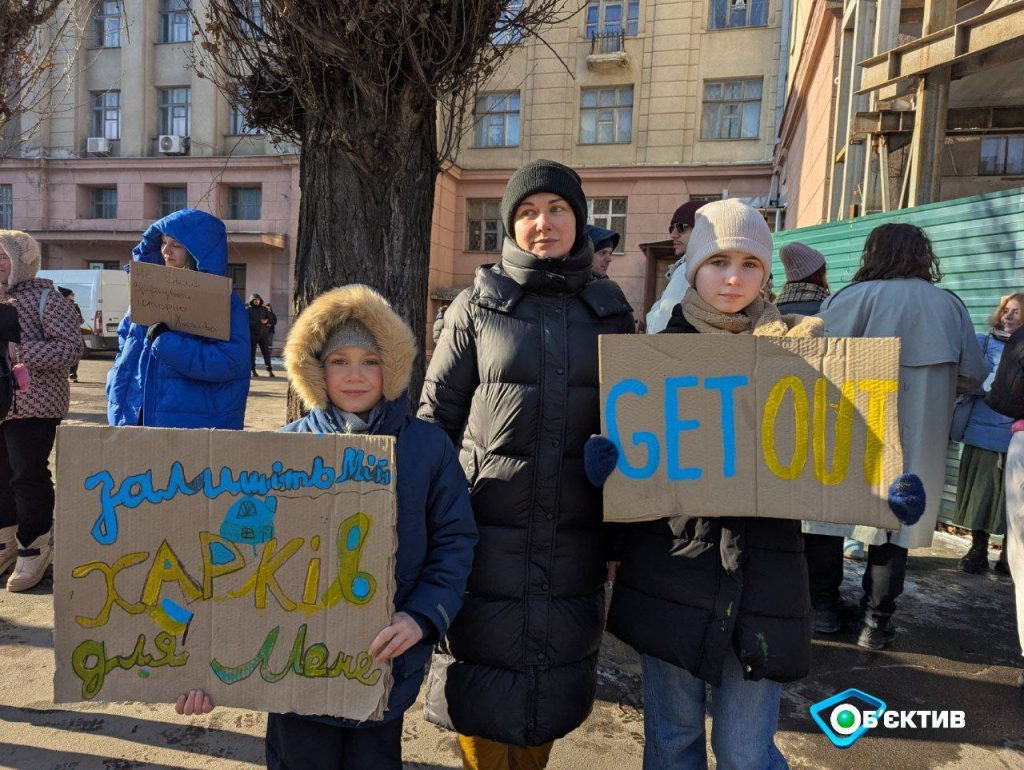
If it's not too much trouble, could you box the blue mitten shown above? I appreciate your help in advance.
[584,436,619,487]
[888,473,926,526]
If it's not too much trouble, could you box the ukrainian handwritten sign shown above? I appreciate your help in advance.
[600,336,903,528]
[53,426,397,720]
[130,261,232,341]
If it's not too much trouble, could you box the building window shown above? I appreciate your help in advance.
[159,0,192,43]
[89,260,121,270]
[91,91,120,140]
[158,187,187,217]
[586,1,640,37]
[701,79,762,140]
[227,263,248,301]
[588,198,627,252]
[229,87,263,135]
[159,87,191,135]
[466,199,502,252]
[0,185,12,229]
[709,0,769,30]
[91,187,118,219]
[242,0,262,35]
[492,0,524,45]
[979,136,1024,176]
[580,86,633,144]
[229,187,262,220]
[93,1,121,47]
[472,93,520,148]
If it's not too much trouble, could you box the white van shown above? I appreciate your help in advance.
[36,269,130,351]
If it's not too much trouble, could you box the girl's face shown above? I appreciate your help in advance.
[513,195,577,259]
[324,346,384,419]
[1002,299,1022,334]
[694,251,765,314]
[161,235,190,269]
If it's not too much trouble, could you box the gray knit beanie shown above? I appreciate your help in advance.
[684,199,773,286]
[500,159,587,242]
[320,319,379,361]
[779,242,826,282]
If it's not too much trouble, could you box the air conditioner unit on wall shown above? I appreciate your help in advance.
[158,135,189,155]
[86,137,110,155]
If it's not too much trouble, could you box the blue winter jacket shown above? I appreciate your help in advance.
[963,332,1013,453]
[106,209,251,429]
[281,395,477,725]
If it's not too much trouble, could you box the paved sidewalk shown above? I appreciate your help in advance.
[1,356,1022,768]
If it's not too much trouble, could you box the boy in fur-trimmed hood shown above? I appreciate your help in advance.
[176,285,477,769]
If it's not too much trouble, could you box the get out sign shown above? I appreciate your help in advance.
[598,335,903,529]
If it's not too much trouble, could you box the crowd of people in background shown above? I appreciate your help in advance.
[1,153,1022,769]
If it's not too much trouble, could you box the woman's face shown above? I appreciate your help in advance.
[0,244,11,285]
[513,195,577,259]
[694,251,765,314]
[161,235,190,269]
[1001,299,1022,334]
[252,296,262,306]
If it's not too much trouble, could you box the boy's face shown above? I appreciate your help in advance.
[161,235,189,269]
[324,345,384,419]
[694,250,765,314]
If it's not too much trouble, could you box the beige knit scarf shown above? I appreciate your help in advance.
[681,287,824,338]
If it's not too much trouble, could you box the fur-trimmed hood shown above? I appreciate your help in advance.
[285,284,417,410]
[0,230,42,287]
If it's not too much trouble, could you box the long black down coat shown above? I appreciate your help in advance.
[988,325,1024,420]
[418,238,633,746]
[606,307,813,687]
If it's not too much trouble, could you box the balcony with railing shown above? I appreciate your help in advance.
[587,29,628,70]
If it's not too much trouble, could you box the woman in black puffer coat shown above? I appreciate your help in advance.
[418,159,633,765]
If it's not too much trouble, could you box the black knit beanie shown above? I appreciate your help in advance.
[500,159,587,242]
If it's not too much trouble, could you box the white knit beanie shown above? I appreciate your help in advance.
[683,199,773,287]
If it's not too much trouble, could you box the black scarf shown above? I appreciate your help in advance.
[499,236,594,296]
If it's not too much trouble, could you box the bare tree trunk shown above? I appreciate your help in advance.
[286,101,438,421]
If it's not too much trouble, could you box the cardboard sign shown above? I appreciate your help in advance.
[130,261,232,341]
[53,426,398,720]
[600,335,903,528]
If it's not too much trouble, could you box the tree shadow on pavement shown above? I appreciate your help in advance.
[0,616,53,649]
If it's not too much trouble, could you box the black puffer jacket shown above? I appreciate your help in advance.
[987,325,1024,419]
[606,306,812,687]
[418,238,633,746]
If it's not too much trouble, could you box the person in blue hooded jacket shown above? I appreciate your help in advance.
[106,209,251,429]
[583,223,620,278]
[174,284,477,770]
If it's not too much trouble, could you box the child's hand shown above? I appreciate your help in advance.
[584,435,619,487]
[175,689,214,716]
[369,612,424,663]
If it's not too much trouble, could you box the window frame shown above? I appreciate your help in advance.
[157,187,188,217]
[587,197,628,254]
[472,92,521,149]
[979,135,1024,176]
[90,90,121,140]
[579,85,634,145]
[228,87,264,136]
[465,199,503,252]
[585,0,640,38]
[708,0,770,31]
[700,78,763,141]
[158,87,192,136]
[93,0,121,47]
[0,185,12,230]
[158,0,193,43]
[492,0,524,45]
[91,187,118,219]
[228,186,262,220]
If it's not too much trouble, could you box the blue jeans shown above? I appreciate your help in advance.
[641,652,789,770]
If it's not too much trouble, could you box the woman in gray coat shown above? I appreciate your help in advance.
[803,223,987,650]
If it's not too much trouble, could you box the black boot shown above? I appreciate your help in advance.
[267,367,275,378]
[959,530,989,574]
[994,546,1010,576]
[251,369,259,378]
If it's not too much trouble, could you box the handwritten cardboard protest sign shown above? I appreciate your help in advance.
[130,261,232,341]
[600,336,903,528]
[53,426,398,720]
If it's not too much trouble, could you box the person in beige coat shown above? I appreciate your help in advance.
[0,230,84,591]
[802,223,987,649]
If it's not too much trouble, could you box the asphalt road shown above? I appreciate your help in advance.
[0,356,1021,769]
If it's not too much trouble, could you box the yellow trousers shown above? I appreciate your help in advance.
[457,734,555,770]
